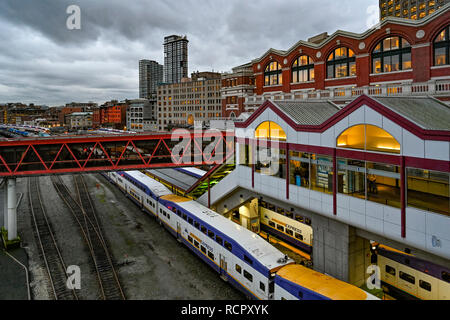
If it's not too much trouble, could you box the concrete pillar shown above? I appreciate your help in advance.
[312,215,350,282]
[7,178,17,240]
[348,228,371,287]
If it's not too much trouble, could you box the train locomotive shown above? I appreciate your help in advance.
[103,170,378,300]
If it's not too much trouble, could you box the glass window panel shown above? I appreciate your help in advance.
[374,43,382,53]
[391,54,400,71]
[278,74,283,85]
[336,63,348,78]
[402,52,412,70]
[366,125,400,153]
[350,62,357,76]
[435,30,446,42]
[309,68,315,81]
[383,37,392,51]
[327,65,334,78]
[290,151,311,188]
[300,55,309,66]
[435,47,447,66]
[407,169,449,216]
[373,57,382,73]
[367,162,401,208]
[338,159,366,200]
[402,38,411,48]
[310,155,333,194]
[292,71,298,83]
[328,52,334,61]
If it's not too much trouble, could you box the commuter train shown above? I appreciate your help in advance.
[103,170,378,300]
[374,244,450,300]
[259,201,313,254]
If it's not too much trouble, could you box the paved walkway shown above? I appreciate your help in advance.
[0,248,30,300]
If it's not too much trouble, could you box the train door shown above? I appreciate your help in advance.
[176,221,182,241]
[220,254,228,280]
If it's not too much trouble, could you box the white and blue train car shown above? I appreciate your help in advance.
[157,195,293,300]
[103,170,379,301]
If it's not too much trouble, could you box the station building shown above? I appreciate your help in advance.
[222,3,450,118]
[202,94,450,286]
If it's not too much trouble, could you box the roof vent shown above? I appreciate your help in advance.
[308,32,329,44]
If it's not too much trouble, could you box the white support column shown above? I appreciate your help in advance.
[7,178,17,240]
[3,181,7,230]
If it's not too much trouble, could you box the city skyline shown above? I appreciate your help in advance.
[0,0,377,106]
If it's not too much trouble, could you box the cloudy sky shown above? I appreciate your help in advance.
[0,0,378,106]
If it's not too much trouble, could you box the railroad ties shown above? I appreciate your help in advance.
[51,175,126,300]
[28,177,79,300]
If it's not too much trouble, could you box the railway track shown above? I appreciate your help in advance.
[28,177,79,300]
[51,175,125,300]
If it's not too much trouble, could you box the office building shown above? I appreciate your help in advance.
[163,35,189,84]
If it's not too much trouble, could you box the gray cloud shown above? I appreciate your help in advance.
[0,0,377,105]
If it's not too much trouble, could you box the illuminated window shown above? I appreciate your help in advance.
[434,26,450,66]
[372,36,411,74]
[292,55,315,83]
[337,124,400,154]
[327,47,356,79]
[264,61,283,86]
[255,121,287,141]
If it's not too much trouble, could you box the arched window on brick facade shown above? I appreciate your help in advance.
[292,55,315,83]
[264,61,283,86]
[434,25,450,66]
[372,36,412,74]
[326,47,356,79]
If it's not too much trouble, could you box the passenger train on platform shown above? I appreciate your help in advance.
[259,201,313,254]
[374,244,450,300]
[103,170,378,300]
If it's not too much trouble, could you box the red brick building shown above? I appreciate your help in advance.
[223,3,450,117]
[93,102,128,129]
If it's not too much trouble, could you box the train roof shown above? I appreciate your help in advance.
[276,264,377,300]
[175,167,207,179]
[171,198,292,272]
[123,171,172,197]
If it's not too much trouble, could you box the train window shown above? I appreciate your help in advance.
[188,217,193,225]
[208,252,214,260]
[268,221,276,228]
[201,246,207,254]
[260,282,266,292]
[277,208,284,215]
[171,207,177,213]
[182,214,187,221]
[244,255,253,265]
[399,271,415,285]
[208,230,215,239]
[295,233,303,241]
[269,281,274,294]
[286,212,294,219]
[235,264,242,274]
[224,241,232,252]
[167,214,170,220]
[268,204,275,211]
[243,270,253,282]
[260,201,267,208]
[216,236,223,245]
[201,226,207,234]
[386,265,396,276]
[163,211,166,217]
[296,216,304,223]
[442,271,450,283]
[286,229,294,236]
[160,209,162,214]
[194,240,199,248]
[419,280,432,292]
[276,224,285,232]
[176,209,181,216]
[298,291,303,299]
[188,236,193,243]
[305,218,312,225]
[194,221,200,229]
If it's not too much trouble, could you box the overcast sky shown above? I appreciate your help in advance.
[0,0,378,106]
